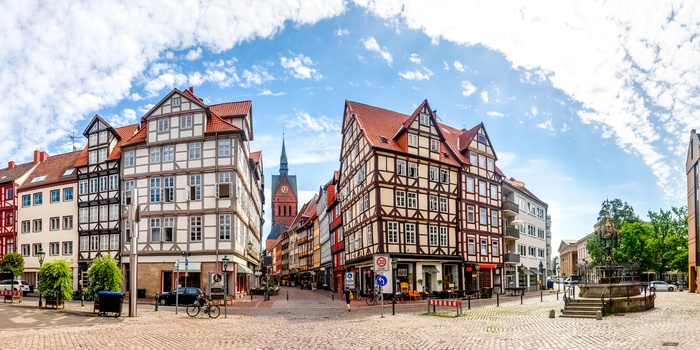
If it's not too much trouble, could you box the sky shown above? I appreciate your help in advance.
[1,1,699,257]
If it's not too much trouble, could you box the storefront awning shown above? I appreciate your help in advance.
[479,263,497,269]
[422,266,440,274]
[237,264,255,275]
[530,268,543,276]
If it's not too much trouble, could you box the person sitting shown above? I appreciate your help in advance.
[508,281,515,295]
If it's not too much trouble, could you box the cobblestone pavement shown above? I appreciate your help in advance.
[1,287,698,349]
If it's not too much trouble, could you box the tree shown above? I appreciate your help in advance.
[647,206,688,279]
[615,221,653,271]
[596,198,640,228]
[0,252,24,282]
[87,254,122,296]
[37,259,73,301]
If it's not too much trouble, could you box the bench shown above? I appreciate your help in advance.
[45,298,65,309]
[427,298,462,316]
[3,290,22,303]
[505,287,526,296]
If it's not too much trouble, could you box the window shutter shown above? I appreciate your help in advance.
[186,186,191,201]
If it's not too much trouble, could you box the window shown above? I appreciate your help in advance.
[479,154,486,168]
[99,205,108,222]
[162,145,174,162]
[538,228,545,239]
[490,185,498,199]
[189,142,201,159]
[90,207,98,222]
[5,188,12,200]
[21,221,30,233]
[100,234,109,250]
[466,177,475,193]
[63,188,73,201]
[405,223,415,244]
[50,190,60,203]
[439,227,448,246]
[188,175,201,200]
[80,236,88,252]
[98,148,107,163]
[124,151,135,167]
[408,134,418,147]
[387,222,398,243]
[33,244,42,256]
[21,244,30,257]
[429,166,439,181]
[190,216,202,241]
[63,216,73,230]
[528,224,536,237]
[361,194,369,212]
[408,162,418,178]
[219,214,231,240]
[78,180,88,195]
[34,193,42,205]
[218,139,231,157]
[22,195,30,207]
[396,160,406,176]
[467,206,475,222]
[395,190,406,207]
[492,241,499,256]
[89,151,97,164]
[487,158,494,172]
[480,240,488,255]
[477,133,486,143]
[479,182,487,196]
[429,196,438,211]
[99,176,108,192]
[407,192,417,209]
[180,114,192,129]
[62,169,74,176]
[90,236,99,251]
[354,144,359,157]
[150,147,161,163]
[480,208,487,224]
[366,225,373,245]
[150,177,161,202]
[538,248,545,258]
[163,217,174,242]
[439,197,448,213]
[164,176,175,202]
[420,113,430,126]
[50,217,60,231]
[79,208,88,224]
[529,246,537,257]
[470,152,477,165]
[468,239,476,255]
[108,234,118,251]
[150,218,161,242]
[518,244,526,256]
[50,242,60,256]
[62,241,72,255]
[4,212,12,226]
[99,131,107,144]
[89,133,98,146]
[109,204,119,221]
[157,118,169,132]
[172,97,181,107]
[440,169,449,183]
[430,139,439,152]
[429,226,438,246]
[491,210,499,227]
[89,178,98,193]
[33,219,42,232]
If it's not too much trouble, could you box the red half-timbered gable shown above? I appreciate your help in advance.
[0,160,38,258]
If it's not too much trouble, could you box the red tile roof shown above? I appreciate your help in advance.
[0,162,37,185]
[209,101,251,118]
[121,125,148,147]
[250,151,261,163]
[20,151,82,190]
[205,111,241,133]
[74,124,140,166]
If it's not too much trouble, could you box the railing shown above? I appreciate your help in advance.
[502,200,519,214]
[504,227,520,239]
[563,284,576,307]
[504,252,520,263]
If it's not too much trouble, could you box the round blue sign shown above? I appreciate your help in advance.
[376,275,388,287]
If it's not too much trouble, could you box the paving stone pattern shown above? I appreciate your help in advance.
[0,287,696,349]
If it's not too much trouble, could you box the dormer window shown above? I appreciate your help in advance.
[62,169,74,176]
[31,175,46,183]
[172,97,181,107]
[477,133,486,144]
[420,113,430,126]
[89,133,98,146]
[99,131,107,144]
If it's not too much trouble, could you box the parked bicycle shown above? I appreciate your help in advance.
[186,295,221,318]
[341,289,362,301]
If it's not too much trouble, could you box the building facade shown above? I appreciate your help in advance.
[687,129,700,293]
[0,159,38,262]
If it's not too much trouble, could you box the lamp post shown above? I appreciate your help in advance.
[37,248,45,307]
[320,267,326,290]
[182,251,191,288]
[222,255,229,319]
[539,261,544,290]
[519,263,525,289]
[557,266,561,292]
[391,258,397,316]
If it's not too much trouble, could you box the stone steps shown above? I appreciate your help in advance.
[561,298,603,319]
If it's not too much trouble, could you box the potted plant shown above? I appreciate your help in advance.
[437,279,443,291]
[417,279,424,292]
[38,259,73,309]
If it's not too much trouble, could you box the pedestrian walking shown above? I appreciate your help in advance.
[343,287,352,311]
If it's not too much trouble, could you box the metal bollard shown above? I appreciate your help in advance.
[541,290,543,302]
[521,292,523,305]
[557,291,559,300]
[496,293,499,307]
[331,293,334,301]
[81,291,85,307]
[287,291,289,301]
[468,297,471,310]
[251,293,253,301]
[155,293,159,312]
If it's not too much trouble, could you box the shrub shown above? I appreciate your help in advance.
[0,252,24,280]
[87,254,122,296]
[38,259,73,301]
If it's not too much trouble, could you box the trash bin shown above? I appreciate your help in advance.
[137,289,146,298]
[480,287,493,299]
[97,291,125,317]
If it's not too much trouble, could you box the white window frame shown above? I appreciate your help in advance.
[405,223,415,244]
[395,190,406,207]
[387,222,399,244]
[429,226,438,246]
[218,139,231,157]
[407,192,417,209]
[157,118,169,132]
[468,239,476,255]
[189,142,202,160]
[408,162,418,178]
[491,210,499,227]
[396,159,406,176]
[150,147,161,164]
[439,227,448,246]
[430,139,439,152]
[124,151,135,167]
[408,134,418,147]
[180,114,192,129]
[467,206,475,222]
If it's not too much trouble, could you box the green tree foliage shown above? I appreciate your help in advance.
[596,198,640,228]
[38,259,73,301]
[647,206,688,278]
[0,252,24,278]
[586,234,604,266]
[615,221,653,270]
[87,254,122,296]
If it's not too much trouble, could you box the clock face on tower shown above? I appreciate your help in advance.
[281,185,288,193]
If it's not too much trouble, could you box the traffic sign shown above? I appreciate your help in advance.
[374,254,390,272]
[345,272,354,281]
[376,275,388,287]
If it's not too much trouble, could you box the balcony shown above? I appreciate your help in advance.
[504,252,520,264]
[504,227,520,240]
[502,200,519,217]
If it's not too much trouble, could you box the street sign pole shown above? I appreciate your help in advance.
[380,285,384,318]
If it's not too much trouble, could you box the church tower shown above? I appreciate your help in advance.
[270,135,298,228]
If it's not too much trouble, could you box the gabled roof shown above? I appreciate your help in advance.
[20,151,81,190]
[141,88,207,120]
[504,177,546,206]
[75,123,140,166]
[205,111,241,134]
[250,151,261,164]
[0,162,37,185]
[209,101,251,118]
[82,114,119,138]
[120,125,148,147]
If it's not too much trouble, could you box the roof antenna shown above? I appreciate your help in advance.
[67,131,78,152]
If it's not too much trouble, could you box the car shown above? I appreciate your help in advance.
[158,287,204,306]
[649,281,675,292]
[0,279,30,296]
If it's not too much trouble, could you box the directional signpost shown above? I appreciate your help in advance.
[376,274,387,318]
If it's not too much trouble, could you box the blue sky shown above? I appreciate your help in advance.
[2,1,698,255]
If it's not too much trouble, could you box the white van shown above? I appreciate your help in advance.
[0,279,30,296]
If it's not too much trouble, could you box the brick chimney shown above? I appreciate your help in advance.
[33,150,49,163]
[41,151,49,162]
[7,161,15,169]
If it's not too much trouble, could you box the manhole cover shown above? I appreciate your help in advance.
[662,342,679,347]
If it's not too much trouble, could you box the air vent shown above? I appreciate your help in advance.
[379,136,388,143]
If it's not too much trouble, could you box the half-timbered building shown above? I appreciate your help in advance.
[74,115,139,283]
[16,151,81,289]
[338,100,461,295]
[119,87,263,299]
[0,159,38,261]
[328,172,344,293]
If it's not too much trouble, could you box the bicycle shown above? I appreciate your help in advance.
[186,296,221,318]
[341,290,362,301]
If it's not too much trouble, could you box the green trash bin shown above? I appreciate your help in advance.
[480,287,493,299]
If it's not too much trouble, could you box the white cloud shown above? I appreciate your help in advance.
[480,91,490,103]
[287,110,341,133]
[409,53,421,64]
[398,67,433,81]
[259,89,285,96]
[461,81,477,96]
[240,65,275,88]
[335,28,349,36]
[443,61,450,70]
[106,108,138,127]
[361,36,393,65]
[530,106,539,116]
[486,111,504,118]
[280,54,322,80]
[185,47,202,61]
[536,119,555,132]
[453,61,465,72]
[496,151,516,168]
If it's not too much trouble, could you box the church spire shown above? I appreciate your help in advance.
[279,133,288,175]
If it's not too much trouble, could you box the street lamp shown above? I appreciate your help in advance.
[519,263,525,289]
[222,256,229,319]
[320,267,326,290]
[37,248,45,307]
[539,261,544,290]
[557,266,561,292]
[181,251,191,288]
